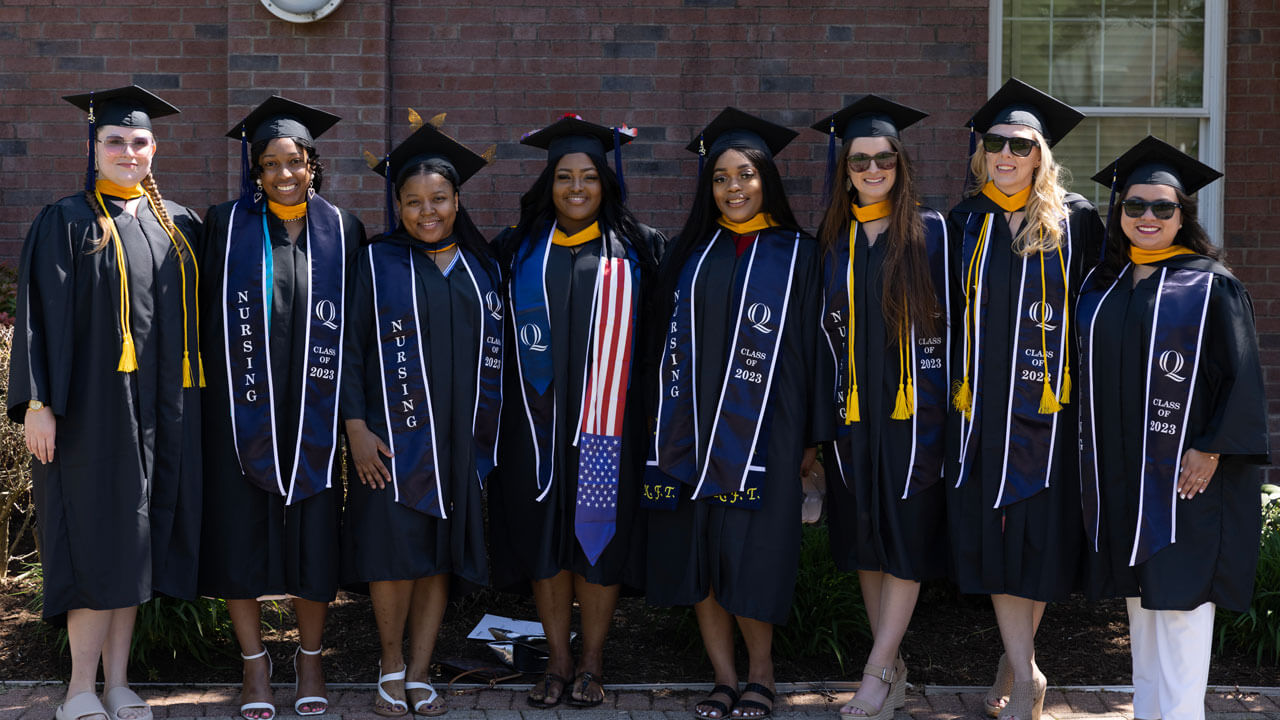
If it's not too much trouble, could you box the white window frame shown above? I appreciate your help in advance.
[988,0,1226,242]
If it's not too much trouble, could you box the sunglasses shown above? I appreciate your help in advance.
[1121,198,1182,220]
[846,151,898,173]
[981,133,1039,157]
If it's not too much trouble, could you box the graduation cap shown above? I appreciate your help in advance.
[63,85,180,193]
[368,114,494,232]
[811,94,929,196]
[686,107,798,175]
[966,77,1084,148]
[521,113,638,201]
[227,96,341,201]
[1091,135,1222,195]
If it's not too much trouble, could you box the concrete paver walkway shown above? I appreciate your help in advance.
[2,683,1277,720]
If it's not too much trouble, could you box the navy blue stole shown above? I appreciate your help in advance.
[644,228,800,510]
[819,211,950,498]
[367,243,504,517]
[511,224,641,502]
[223,195,345,504]
[1078,264,1213,564]
[954,212,1071,507]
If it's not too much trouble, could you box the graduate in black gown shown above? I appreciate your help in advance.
[341,118,501,717]
[8,85,202,720]
[198,96,365,719]
[644,108,827,720]
[488,115,662,709]
[811,96,948,720]
[944,79,1102,720]
[1077,138,1269,720]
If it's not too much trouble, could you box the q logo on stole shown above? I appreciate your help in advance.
[485,291,503,321]
[1159,350,1187,382]
[1028,301,1057,331]
[520,323,548,352]
[314,299,339,330]
[747,303,773,334]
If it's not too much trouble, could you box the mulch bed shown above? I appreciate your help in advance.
[2,577,1275,687]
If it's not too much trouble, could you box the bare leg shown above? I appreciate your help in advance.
[64,608,111,719]
[694,591,739,719]
[100,606,146,719]
[529,571,574,705]
[571,574,619,702]
[228,599,272,719]
[292,597,329,713]
[845,574,920,715]
[405,574,450,712]
[991,595,1038,681]
[370,579,413,714]
[858,570,884,638]
[732,615,775,718]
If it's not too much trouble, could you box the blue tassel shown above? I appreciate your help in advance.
[823,117,836,200]
[1101,168,1117,263]
[84,92,96,194]
[238,126,253,201]
[964,124,976,194]
[613,127,627,204]
[384,154,395,234]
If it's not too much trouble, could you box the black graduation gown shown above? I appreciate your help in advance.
[339,233,495,590]
[823,211,948,582]
[8,192,203,620]
[1080,254,1269,612]
[197,199,365,602]
[488,224,666,590]
[644,228,829,626]
[943,193,1102,601]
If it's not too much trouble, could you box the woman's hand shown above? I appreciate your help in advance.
[25,407,55,464]
[1177,448,1220,499]
[799,446,817,478]
[345,419,393,489]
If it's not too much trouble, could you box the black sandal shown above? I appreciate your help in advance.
[694,684,740,720]
[526,672,568,708]
[732,682,775,719]
[566,670,606,708]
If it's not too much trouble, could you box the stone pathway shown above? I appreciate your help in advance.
[2,683,1277,720]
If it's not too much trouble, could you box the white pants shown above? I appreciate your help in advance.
[1126,597,1215,720]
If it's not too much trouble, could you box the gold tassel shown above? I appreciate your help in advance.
[198,353,207,387]
[1058,370,1071,405]
[847,385,861,423]
[1038,377,1062,414]
[118,334,138,372]
[905,374,916,416]
[952,378,973,415]
[890,383,911,420]
[182,352,194,388]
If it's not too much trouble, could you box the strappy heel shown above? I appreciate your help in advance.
[984,653,1013,718]
[293,645,328,716]
[239,648,275,720]
[998,670,1046,720]
[839,663,896,720]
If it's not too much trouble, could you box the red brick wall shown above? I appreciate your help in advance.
[0,0,1274,472]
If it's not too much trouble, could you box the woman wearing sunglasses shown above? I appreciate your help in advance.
[1076,137,1268,720]
[946,79,1102,720]
[810,96,948,720]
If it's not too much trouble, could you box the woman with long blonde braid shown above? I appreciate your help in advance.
[8,85,204,720]
[945,79,1102,720]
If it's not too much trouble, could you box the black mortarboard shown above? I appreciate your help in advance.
[521,114,631,164]
[374,122,487,187]
[966,78,1084,148]
[63,85,179,130]
[1091,135,1222,195]
[227,95,340,145]
[686,107,797,173]
[812,94,928,141]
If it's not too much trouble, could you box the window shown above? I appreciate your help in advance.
[990,0,1225,241]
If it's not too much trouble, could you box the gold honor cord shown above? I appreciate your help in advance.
[93,190,139,373]
[144,193,204,388]
[952,214,992,418]
[845,221,860,423]
[890,300,914,420]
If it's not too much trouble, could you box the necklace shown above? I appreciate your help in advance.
[281,216,306,224]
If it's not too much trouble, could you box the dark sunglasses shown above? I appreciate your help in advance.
[981,133,1039,157]
[846,151,898,173]
[1121,198,1182,220]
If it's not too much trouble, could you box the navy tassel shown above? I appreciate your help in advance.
[238,126,253,201]
[1101,167,1117,264]
[697,133,705,176]
[384,154,395,234]
[823,117,837,200]
[964,124,976,194]
[613,127,627,204]
[84,92,96,194]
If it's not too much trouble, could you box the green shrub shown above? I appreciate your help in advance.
[0,322,37,577]
[1216,483,1280,665]
[773,523,870,672]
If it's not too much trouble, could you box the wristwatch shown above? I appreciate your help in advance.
[27,400,45,411]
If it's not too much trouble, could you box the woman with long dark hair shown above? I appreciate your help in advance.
[199,96,366,719]
[342,119,501,717]
[946,79,1102,720]
[489,115,663,708]
[8,85,202,720]
[1078,137,1268,720]
[644,108,826,720]
[811,96,948,720]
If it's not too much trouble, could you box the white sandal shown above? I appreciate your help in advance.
[375,660,409,717]
[55,692,108,720]
[293,645,328,716]
[103,686,152,720]
[239,648,275,720]
[406,680,447,716]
